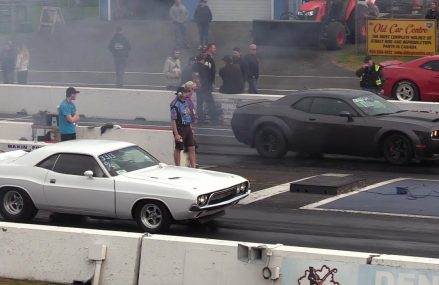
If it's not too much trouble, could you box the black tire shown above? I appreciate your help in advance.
[0,188,38,222]
[347,5,367,43]
[392,80,420,101]
[254,125,288,159]
[134,200,172,234]
[381,133,414,165]
[325,21,346,50]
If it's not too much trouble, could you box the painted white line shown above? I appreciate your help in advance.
[239,175,318,205]
[261,75,356,79]
[304,207,439,220]
[301,178,407,210]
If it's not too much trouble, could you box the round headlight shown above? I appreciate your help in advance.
[239,183,247,193]
[197,194,208,206]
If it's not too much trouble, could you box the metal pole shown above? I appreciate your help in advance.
[355,2,358,54]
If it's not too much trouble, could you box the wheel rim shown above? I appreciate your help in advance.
[395,83,415,101]
[259,130,281,154]
[386,136,410,162]
[139,203,162,229]
[3,190,24,215]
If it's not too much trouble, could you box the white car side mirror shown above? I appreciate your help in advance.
[84,170,94,178]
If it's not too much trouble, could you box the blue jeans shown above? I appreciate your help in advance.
[174,22,187,48]
[197,23,209,47]
[247,77,258,94]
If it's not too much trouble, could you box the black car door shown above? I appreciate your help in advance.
[307,97,379,156]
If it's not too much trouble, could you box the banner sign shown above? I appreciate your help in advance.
[281,257,439,285]
[367,19,437,57]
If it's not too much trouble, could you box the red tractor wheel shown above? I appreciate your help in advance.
[325,21,346,50]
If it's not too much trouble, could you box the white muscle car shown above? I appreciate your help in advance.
[0,140,250,233]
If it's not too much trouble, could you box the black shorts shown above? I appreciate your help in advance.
[61,133,76,141]
[175,125,195,151]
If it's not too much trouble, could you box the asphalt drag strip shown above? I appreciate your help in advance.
[302,178,439,219]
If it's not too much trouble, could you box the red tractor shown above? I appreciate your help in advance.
[253,0,368,50]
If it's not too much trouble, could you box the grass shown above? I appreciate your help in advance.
[332,43,421,70]
[0,279,62,285]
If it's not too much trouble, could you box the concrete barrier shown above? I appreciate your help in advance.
[0,222,143,285]
[0,121,175,165]
[1,85,439,124]
[1,221,439,285]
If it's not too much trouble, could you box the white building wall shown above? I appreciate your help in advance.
[209,0,272,21]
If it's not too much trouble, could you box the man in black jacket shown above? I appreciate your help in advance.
[219,55,243,94]
[244,44,259,94]
[108,27,131,87]
[426,1,438,24]
[355,55,385,95]
[0,41,16,84]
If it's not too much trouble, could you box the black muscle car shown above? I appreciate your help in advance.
[231,89,439,165]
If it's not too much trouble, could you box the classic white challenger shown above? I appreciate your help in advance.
[0,140,250,233]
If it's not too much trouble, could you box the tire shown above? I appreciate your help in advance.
[392,80,419,101]
[381,133,414,165]
[134,201,172,234]
[0,188,38,222]
[254,125,288,159]
[325,21,346,50]
[347,5,367,43]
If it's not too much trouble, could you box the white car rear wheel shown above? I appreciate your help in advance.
[0,188,37,222]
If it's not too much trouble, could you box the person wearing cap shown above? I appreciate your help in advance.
[58,87,80,141]
[108,26,131,87]
[355,55,385,95]
[232,47,248,81]
[170,86,196,167]
[193,0,213,49]
[219,55,244,94]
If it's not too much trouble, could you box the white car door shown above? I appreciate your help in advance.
[42,153,115,216]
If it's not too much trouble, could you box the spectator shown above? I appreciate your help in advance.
[58,87,80,141]
[163,48,182,90]
[108,26,131,87]
[364,0,379,19]
[0,41,16,84]
[170,86,196,167]
[193,0,212,49]
[355,55,385,95]
[244,44,259,94]
[169,0,188,48]
[232,47,248,82]
[16,44,30,84]
[194,44,221,123]
[219,55,243,94]
[182,80,198,123]
[425,1,438,24]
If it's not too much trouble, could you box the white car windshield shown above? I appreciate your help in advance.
[98,146,159,176]
[352,94,401,116]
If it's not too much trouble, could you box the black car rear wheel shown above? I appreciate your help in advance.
[255,125,288,159]
[381,133,414,165]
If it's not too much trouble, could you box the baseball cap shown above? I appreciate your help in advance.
[363,55,372,63]
[175,86,187,95]
[66,87,80,96]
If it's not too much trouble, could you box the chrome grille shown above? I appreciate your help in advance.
[208,186,238,205]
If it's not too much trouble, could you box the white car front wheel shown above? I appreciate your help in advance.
[134,201,172,234]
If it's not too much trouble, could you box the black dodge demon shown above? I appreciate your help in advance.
[231,89,439,165]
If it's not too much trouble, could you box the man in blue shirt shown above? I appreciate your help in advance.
[171,86,196,167]
[58,87,80,141]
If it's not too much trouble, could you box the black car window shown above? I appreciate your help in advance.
[292,98,313,113]
[421,60,439,71]
[53,153,106,177]
[36,154,60,170]
[310,98,356,116]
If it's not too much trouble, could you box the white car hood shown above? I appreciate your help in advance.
[121,164,245,192]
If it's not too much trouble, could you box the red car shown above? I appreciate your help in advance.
[381,55,439,102]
